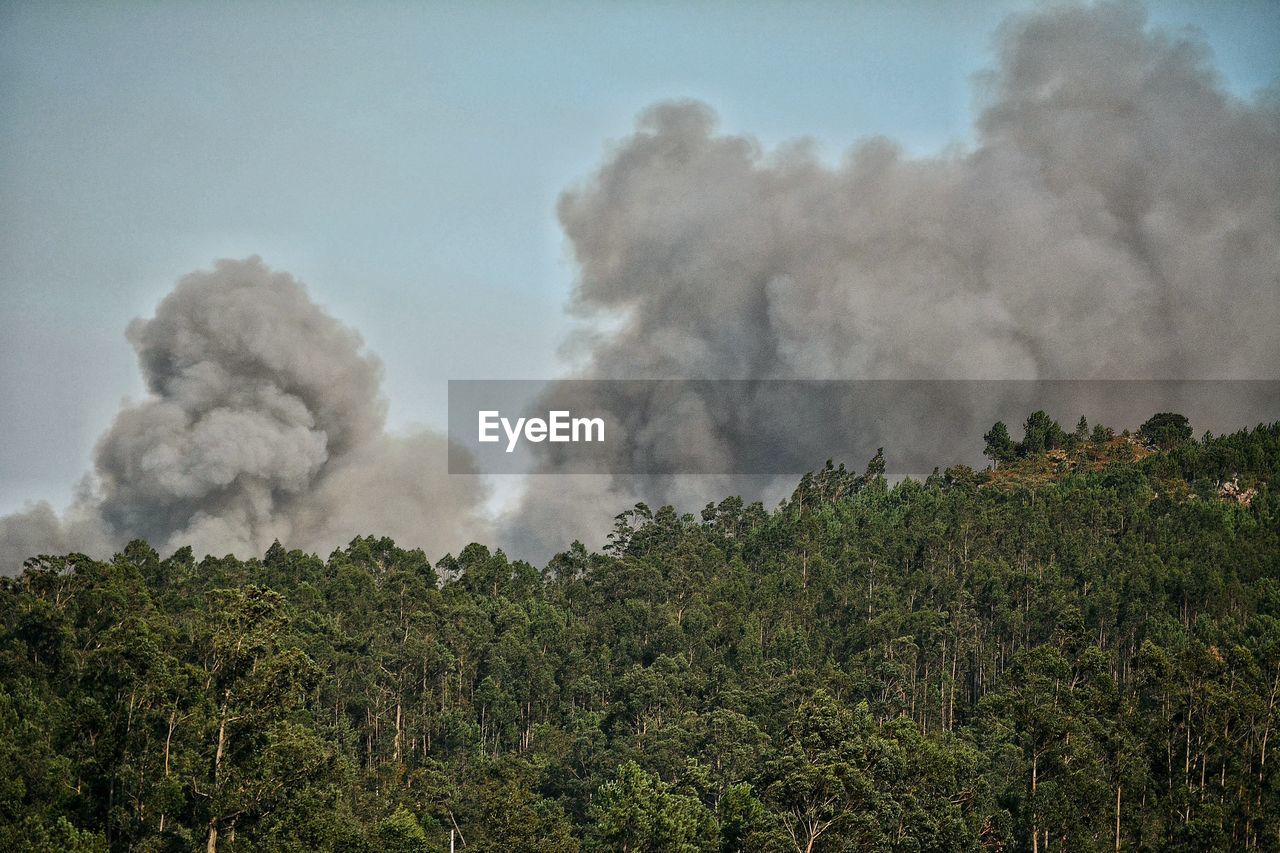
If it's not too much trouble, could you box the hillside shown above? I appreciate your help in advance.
[2,418,1278,852]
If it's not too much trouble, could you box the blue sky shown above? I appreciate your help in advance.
[1,0,1277,515]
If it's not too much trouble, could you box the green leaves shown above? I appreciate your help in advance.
[1,421,1278,850]
[593,760,716,852]
[1139,412,1193,450]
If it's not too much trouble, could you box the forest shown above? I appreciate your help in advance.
[1,413,1277,852]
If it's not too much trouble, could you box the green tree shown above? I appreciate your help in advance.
[1019,411,1066,456]
[593,760,716,852]
[983,422,1017,466]
[762,692,886,852]
[1139,412,1192,449]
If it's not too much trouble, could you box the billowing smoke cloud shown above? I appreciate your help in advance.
[3,2,1277,571]
[501,1,1280,557]
[0,258,490,571]
[564,4,1276,380]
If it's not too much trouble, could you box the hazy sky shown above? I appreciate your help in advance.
[2,0,1278,516]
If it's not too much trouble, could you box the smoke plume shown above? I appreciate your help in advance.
[501,1,1280,557]
[564,4,1276,380]
[3,2,1277,569]
[0,258,490,571]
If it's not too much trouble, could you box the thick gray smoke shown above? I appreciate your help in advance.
[3,2,1277,570]
[564,4,1276,380]
[0,258,490,571]
[501,1,1280,558]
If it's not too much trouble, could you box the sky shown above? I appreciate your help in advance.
[2,0,1278,518]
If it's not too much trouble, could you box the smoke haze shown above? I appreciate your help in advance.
[2,1,1277,570]
[560,3,1277,382]
[0,259,490,570]
[504,0,1280,557]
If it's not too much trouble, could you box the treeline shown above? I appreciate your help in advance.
[982,411,1190,465]
[2,419,1278,852]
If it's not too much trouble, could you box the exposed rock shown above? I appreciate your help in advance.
[1218,477,1259,507]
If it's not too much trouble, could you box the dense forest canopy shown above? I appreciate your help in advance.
[2,414,1278,852]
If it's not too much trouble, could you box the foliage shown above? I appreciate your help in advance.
[1,421,1278,851]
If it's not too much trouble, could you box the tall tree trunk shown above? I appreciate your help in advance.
[394,700,403,764]
[160,708,177,833]
[1115,784,1122,851]
[208,693,229,853]
[1031,753,1039,853]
